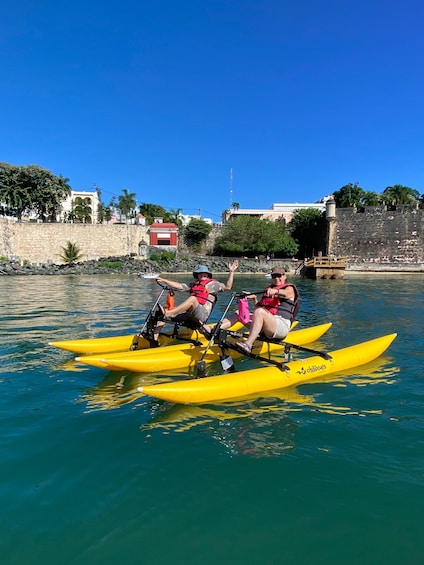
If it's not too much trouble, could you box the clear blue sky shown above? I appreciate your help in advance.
[2,0,423,222]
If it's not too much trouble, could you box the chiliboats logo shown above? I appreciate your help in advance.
[295,363,327,375]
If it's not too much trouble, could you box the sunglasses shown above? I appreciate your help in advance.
[271,273,284,278]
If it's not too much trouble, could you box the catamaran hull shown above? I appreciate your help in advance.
[49,329,199,355]
[76,323,332,372]
[139,333,397,404]
[49,321,249,355]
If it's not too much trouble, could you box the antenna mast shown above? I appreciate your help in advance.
[229,168,233,208]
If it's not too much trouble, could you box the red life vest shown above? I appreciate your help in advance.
[258,283,300,321]
[189,278,216,306]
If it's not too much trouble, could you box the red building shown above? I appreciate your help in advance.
[148,222,179,247]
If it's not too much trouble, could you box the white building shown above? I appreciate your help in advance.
[60,190,100,223]
[222,202,327,224]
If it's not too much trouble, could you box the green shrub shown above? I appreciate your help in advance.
[150,250,176,266]
[97,260,123,269]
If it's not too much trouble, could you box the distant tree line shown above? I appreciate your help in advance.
[332,183,423,208]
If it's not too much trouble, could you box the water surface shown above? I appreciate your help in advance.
[1,274,423,564]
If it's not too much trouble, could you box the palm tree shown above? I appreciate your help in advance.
[117,189,137,222]
[382,185,420,205]
[166,207,183,227]
[361,191,381,206]
[59,241,84,265]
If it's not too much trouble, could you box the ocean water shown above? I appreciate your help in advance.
[1,273,423,565]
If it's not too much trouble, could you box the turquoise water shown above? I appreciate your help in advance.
[1,273,423,564]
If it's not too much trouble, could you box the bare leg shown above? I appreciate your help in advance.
[165,296,199,318]
[153,296,200,340]
[244,308,278,348]
[153,319,165,341]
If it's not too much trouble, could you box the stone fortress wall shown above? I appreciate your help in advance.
[327,204,424,271]
[0,220,149,264]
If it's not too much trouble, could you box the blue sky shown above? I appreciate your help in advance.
[2,0,423,222]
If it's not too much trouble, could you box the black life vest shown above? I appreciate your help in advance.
[258,283,300,322]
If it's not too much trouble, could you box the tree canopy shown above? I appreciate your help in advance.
[289,208,327,258]
[332,183,367,208]
[214,216,298,257]
[184,218,213,250]
[138,202,185,225]
[139,203,168,224]
[0,162,71,221]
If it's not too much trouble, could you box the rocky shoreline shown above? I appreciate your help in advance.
[0,256,289,276]
[2,256,422,276]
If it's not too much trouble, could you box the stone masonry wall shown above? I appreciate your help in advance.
[328,204,424,271]
[0,220,149,264]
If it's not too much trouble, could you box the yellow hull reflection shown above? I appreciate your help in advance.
[80,352,399,418]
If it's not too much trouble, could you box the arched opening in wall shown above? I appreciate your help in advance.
[73,197,93,223]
